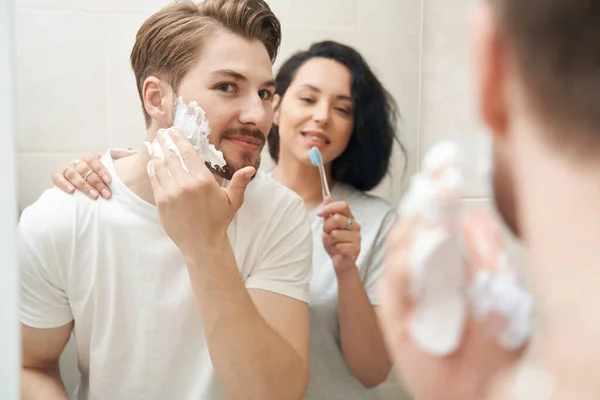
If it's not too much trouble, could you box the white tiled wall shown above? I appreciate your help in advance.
[13,0,511,398]
[1,1,20,398]
[14,0,421,209]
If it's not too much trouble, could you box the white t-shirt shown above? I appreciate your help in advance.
[18,151,313,400]
[304,182,397,399]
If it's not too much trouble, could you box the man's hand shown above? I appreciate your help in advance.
[378,211,525,400]
[317,198,361,275]
[148,129,255,254]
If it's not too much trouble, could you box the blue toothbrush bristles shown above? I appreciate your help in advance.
[309,147,322,166]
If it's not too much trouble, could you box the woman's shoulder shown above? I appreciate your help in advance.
[334,183,396,223]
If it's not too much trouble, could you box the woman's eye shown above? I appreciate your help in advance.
[336,107,350,115]
[300,97,314,104]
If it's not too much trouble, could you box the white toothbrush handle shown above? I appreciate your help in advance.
[318,164,331,199]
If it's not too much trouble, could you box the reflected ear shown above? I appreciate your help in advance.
[142,76,174,127]
[470,2,508,139]
[272,93,282,126]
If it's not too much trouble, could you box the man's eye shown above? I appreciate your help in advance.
[216,83,235,92]
[259,90,273,100]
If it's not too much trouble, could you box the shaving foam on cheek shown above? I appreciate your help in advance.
[399,140,468,356]
[144,97,226,174]
[399,138,533,356]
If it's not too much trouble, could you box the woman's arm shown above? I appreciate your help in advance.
[51,149,133,199]
[318,200,392,388]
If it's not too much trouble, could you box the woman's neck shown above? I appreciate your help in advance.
[271,149,334,210]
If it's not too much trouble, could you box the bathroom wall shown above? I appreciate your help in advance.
[12,0,510,398]
[1,0,20,398]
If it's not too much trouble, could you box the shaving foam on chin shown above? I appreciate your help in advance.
[399,138,532,356]
[145,97,226,174]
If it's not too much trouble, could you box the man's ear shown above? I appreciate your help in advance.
[272,93,282,126]
[470,2,508,139]
[142,76,174,127]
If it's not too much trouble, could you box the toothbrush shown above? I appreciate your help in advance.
[309,147,331,200]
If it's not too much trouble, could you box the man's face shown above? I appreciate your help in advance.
[173,30,275,179]
[470,3,521,237]
[490,139,520,236]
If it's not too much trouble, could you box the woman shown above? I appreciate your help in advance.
[53,40,405,399]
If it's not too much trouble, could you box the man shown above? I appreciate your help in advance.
[18,1,312,399]
[379,0,600,399]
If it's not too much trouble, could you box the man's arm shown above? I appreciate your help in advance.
[147,133,311,399]
[18,189,77,399]
[21,322,73,400]
[185,239,309,400]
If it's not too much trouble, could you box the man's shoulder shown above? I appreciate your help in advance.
[236,171,310,244]
[19,186,92,241]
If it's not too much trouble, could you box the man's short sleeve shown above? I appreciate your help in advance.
[244,196,313,303]
[18,189,74,328]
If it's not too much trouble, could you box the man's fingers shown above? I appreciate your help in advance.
[462,210,504,276]
[168,129,213,181]
[153,158,175,194]
[157,132,190,186]
[147,160,164,205]
[225,166,255,210]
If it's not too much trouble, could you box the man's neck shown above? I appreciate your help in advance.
[114,147,156,205]
[506,116,600,397]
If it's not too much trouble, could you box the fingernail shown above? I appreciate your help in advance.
[89,190,99,199]
[103,175,111,184]
[101,189,111,199]
[67,185,74,193]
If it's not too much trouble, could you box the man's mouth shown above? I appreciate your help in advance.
[224,135,264,151]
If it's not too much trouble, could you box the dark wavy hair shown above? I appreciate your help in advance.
[267,40,405,192]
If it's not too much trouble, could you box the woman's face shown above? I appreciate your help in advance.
[273,57,354,166]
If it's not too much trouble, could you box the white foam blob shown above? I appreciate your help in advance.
[145,97,226,174]
[399,139,532,356]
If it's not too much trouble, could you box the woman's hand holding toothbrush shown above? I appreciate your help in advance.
[318,198,361,275]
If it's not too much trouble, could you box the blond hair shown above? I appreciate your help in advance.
[130,0,281,127]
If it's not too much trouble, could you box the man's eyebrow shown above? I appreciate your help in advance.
[210,69,276,89]
[209,69,247,81]
[263,79,277,89]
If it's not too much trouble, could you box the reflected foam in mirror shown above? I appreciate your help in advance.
[399,140,467,356]
[145,97,226,174]
[398,139,532,356]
